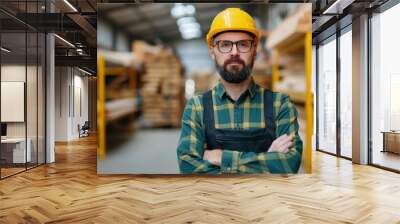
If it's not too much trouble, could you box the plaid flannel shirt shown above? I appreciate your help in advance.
[176,80,303,174]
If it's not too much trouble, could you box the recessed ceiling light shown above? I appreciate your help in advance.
[1,47,11,53]
[181,30,201,40]
[177,17,196,26]
[63,0,78,12]
[171,3,195,18]
[179,22,200,31]
[323,0,354,15]
[78,67,92,76]
[54,34,75,48]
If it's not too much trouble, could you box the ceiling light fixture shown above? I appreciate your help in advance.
[178,21,201,40]
[179,22,200,31]
[322,0,354,15]
[63,0,78,12]
[181,30,201,40]
[171,3,195,18]
[171,4,201,40]
[78,67,92,76]
[54,34,75,48]
[177,17,196,26]
[1,47,11,53]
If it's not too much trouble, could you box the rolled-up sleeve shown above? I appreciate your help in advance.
[176,96,221,174]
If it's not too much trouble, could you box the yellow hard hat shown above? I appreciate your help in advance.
[206,8,260,47]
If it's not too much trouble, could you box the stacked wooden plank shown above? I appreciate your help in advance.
[134,41,185,128]
[274,55,306,104]
[192,71,219,95]
[252,62,272,89]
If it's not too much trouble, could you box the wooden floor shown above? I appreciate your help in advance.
[372,150,400,171]
[1,135,400,223]
[1,167,26,178]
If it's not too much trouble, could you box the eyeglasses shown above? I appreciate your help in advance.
[214,40,254,53]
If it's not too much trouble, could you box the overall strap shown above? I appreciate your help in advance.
[263,89,276,136]
[202,90,215,130]
[202,90,218,149]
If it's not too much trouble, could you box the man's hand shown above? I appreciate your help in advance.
[203,149,223,166]
[268,134,294,153]
[203,134,293,165]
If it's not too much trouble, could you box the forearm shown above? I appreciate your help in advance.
[220,141,302,174]
[177,133,222,174]
[178,153,221,174]
[177,97,221,174]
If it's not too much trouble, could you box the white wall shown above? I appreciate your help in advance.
[1,65,26,138]
[54,67,89,141]
[1,65,36,138]
[55,67,68,141]
[1,64,46,164]
[72,73,89,138]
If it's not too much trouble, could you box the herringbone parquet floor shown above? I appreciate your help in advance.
[1,135,400,223]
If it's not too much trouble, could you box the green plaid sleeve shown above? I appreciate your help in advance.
[220,94,303,174]
[176,96,221,174]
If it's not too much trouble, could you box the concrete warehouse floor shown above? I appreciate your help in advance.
[98,129,181,174]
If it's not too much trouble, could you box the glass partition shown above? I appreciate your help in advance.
[0,0,46,179]
[1,30,28,177]
[317,35,337,155]
[339,28,352,158]
[371,3,400,171]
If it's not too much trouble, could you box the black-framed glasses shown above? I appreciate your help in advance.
[214,40,254,53]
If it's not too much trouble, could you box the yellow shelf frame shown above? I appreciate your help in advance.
[304,32,313,174]
[97,55,106,160]
[267,5,313,173]
[271,32,313,173]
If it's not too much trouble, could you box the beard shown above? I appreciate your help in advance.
[215,56,254,84]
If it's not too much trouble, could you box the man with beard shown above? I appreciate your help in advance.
[176,8,303,174]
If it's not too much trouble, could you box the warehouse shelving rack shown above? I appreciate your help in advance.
[266,4,313,173]
[97,53,139,159]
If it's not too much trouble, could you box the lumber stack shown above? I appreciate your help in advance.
[192,71,219,95]
[134,41,185,128]
[252,61,272,89]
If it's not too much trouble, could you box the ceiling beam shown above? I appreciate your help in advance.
[67,13,97,38]
[98,3,137,14]
[86,0,97,12]
[55,55,96,68]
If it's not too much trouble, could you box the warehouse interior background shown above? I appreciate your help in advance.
[96,3,312,174]
[0,0,400,222]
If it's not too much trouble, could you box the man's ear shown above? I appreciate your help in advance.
[209,46,216,61]
[253,42,259,59]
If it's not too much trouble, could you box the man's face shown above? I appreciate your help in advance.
[209,31,257,84]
